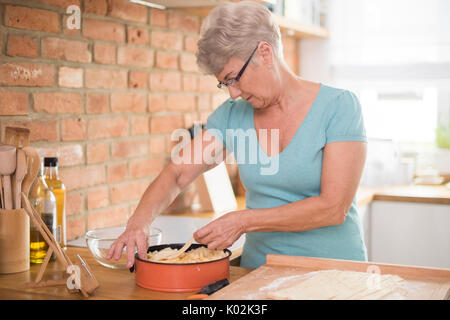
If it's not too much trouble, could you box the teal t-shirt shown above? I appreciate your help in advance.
[204,83,368,269]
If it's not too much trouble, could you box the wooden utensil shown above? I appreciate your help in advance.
[21,146,40,201]
[4,127,30,148]
[0,178,4,209]
[21,192,99,297]
[151,237,194,261]
[21,193,70,268]
[0,145,17,210]
[12,149,26,209]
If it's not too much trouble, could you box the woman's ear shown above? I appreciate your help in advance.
[257,41,274,67]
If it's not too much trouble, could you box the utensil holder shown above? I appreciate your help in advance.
[0,209,30,274]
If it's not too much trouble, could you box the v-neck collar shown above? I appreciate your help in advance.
[251,83,323,159]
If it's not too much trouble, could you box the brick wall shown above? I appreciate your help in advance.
[0,0,300,241]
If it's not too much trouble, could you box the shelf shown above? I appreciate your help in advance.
[132,1,329,40]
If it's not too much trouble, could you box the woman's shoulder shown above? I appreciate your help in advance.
[319,84,356,104]
[205,98,253,130]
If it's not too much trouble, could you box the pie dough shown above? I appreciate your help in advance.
[267,269,407,300]
[146,246,227,264]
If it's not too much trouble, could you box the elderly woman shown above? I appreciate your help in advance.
[107,1,367,269]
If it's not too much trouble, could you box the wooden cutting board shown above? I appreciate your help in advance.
[207,254,450,300]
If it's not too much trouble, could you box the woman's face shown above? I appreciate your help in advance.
[216,45,279,109]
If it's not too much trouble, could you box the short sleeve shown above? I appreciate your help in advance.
[325,90,367,144]
[204,98,235,152]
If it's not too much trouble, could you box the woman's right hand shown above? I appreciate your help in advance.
[106,221,150,269]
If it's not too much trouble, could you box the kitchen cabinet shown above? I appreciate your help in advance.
[370,201,450,269]
[357,203,371,260]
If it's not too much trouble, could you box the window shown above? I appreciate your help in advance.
[359,87,438,143]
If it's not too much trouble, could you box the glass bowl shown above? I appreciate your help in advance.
[85,226,162,269]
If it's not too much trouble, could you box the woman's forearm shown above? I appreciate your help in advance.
[241,195,348,233]
[127,162,182,226]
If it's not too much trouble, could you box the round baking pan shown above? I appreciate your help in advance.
[132,243,231,292]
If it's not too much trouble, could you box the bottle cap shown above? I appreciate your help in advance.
[44,157,58,167]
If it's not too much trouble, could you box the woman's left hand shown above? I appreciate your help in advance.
[194,210,247,250]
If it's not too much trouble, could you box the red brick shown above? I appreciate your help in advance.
[131,116,150,136]
[42,37,91,63]
[87,142,109,164]
[150,114,184,134]
[83,18,125,43]
[156,51,178,70]
[87,187,109,210]
[110,92,146,113]
[35,144,84,167]
[166,93,196,112]
[127,25,149,45]
[6,34,38,58]
[148,93,166,113]
[60,164,105,190]
[62,14,80,37]
[197,93,211,111]
[180,53,199,72]
[168,11,200,34]
[117,46,154,67]
[107,0,147,23]
[86,93,109,114]
[0,62,54,87]
[33,92,82,114]
[107,162,127,183]
[212,92,229,109]
[93,43,116,65]
[184,111,200,129]
[87,206,128,230]
[58,66,83,88]
[149,71,181,91]
[151,31,182,50]
[61,117,86,141]
[149,136,167,154]
[87,117,128,139]
[111,139,148,159]
[129,71,148,89]
[84,0,108,15]
[182,74,198,92]
[1,119,59,142]
[67,216,85,241]
[109,181,148,205]
[150,8,167,27]
[85,68,127,89]
[198,75,219,93]
[36,0,80,9]
[5,5,59,33]
[184,36,198,53]
[129,157,165,178]
[0,91,28,115]
[66,191,83,216]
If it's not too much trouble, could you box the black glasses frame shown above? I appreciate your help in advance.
[217,44,259,90]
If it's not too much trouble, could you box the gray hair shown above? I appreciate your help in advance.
[196,1,282,75]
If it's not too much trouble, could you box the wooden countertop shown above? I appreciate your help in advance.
[164,184,450,220]
[357,184,450,206]
[0,247,253,300]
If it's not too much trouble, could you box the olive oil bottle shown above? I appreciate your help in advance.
[29,161,57,264]
[43,157,67,247]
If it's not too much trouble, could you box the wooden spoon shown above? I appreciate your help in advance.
[12,149,27,209]
[21,147,40,201]
[0,145,17,210]
[151,237,194,261]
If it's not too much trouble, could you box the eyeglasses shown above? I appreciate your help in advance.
[217,44,259,90]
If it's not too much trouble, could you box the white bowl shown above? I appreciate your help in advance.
[85,226,162,269]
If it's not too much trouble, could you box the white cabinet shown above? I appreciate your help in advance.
[370,201,450,269]
[357,204,371,260]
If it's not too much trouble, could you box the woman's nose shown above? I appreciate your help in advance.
[228,86,242,99]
